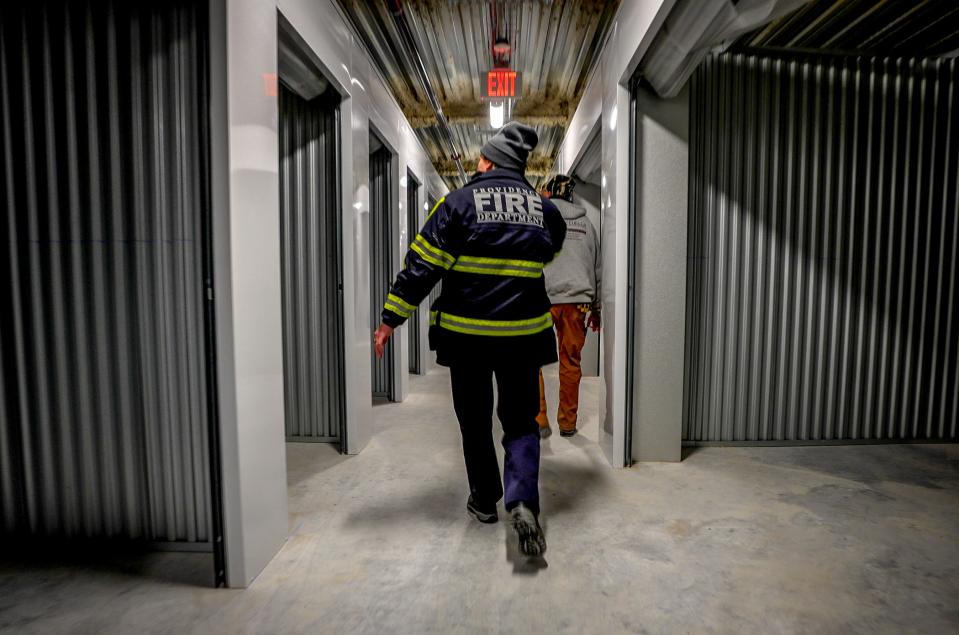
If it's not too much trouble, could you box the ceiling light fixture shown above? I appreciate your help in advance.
[489,100,504,129]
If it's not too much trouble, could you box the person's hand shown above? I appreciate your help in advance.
[587,311,601,332]
[374,323,395,359]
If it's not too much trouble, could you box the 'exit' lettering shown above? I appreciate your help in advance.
[488,71,516,98]
[484,70,522,99]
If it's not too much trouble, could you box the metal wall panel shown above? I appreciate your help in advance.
[279,84,344,442]
[406,172,421,375]
[370,146,395,399]
[685,53,959,443]
[0,0,215,541]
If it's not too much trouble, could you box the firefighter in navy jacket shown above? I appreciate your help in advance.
[374,122,565,556]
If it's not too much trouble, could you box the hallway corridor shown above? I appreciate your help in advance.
[3,2,958,632]
[3,369,958,634]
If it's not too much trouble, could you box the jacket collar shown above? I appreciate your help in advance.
[467,168,534,189]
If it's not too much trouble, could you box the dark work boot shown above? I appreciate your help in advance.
[510,503,547,556]
[467,496,498,524]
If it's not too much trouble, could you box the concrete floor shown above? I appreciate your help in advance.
[2,368,958,634]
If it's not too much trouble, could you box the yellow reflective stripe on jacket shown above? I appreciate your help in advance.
[387,293,416,313]
[426,196,446,220]
[415,234,455,266]
[451,255,544,278]
[457,255,543,269]
[433,311,553,337]
[410,242,448,269]
[430,311,438,326]
[412,234,455,269]
[384,300,413,318]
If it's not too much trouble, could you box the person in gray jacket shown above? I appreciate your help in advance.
[536,174,601,438]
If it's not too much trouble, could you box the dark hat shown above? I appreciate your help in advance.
[481,121,538,172]
[544,174,576,201]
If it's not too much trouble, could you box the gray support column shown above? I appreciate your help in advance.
[209,0,289,587]
[630,84,689,462]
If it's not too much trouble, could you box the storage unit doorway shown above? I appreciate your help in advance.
[277,17,346,444]
[370,130,397,401]
[567,124,603,378]
[0,0,225,585]
[406,170,423,375]
[683,53,959,444]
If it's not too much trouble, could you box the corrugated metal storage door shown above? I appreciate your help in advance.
[278,84,344,442]
[370,146,395,400]
[407,172,421,374]
[684,53,959,443]
[0,0,218,545]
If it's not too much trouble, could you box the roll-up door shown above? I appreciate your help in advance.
[278,82,344,442]
[0,0,220,555]
[684,53,959,443]
[370,141,396,400]
[406,172,422,374]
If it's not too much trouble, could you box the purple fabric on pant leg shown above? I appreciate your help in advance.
[502,432,540,513]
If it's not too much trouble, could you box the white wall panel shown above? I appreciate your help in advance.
[629,84,689,462]
[551,0,683,466]
[211,0,288,590]
[213,0,445,587]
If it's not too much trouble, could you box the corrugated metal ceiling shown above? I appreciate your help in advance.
[336,0,620,186]
[732,0,959,57]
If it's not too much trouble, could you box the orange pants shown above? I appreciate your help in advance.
[537,304,587,433]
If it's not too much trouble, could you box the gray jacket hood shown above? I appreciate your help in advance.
[553,198,586,220]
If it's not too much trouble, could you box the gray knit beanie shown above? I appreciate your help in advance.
[481,121,538,172]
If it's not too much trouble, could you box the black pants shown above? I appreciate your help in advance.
[449,363,541,513]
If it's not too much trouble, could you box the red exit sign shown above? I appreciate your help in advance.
[483,69,522,99]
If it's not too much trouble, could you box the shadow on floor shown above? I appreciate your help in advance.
[0,541,216,588]
[341,482,464,527]
[568,433,606,453]
[538,437,614,518]
[681,445,702,461]
[285,442,352,489]
[745,443,959,489]
[341,429,618,527]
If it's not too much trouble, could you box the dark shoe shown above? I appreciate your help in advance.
[559,428,578,438]
[510,503,547,556]
[467,496,498,524]
[539,426,552,439]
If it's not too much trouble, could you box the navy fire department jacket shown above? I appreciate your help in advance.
[381,168,566,367]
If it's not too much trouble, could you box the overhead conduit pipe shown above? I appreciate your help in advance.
[386,0,468,185]
[642,0,811,97]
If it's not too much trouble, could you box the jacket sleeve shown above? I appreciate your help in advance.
[381,197,460,328]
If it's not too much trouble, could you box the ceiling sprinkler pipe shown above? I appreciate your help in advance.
[387,0,468,185]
